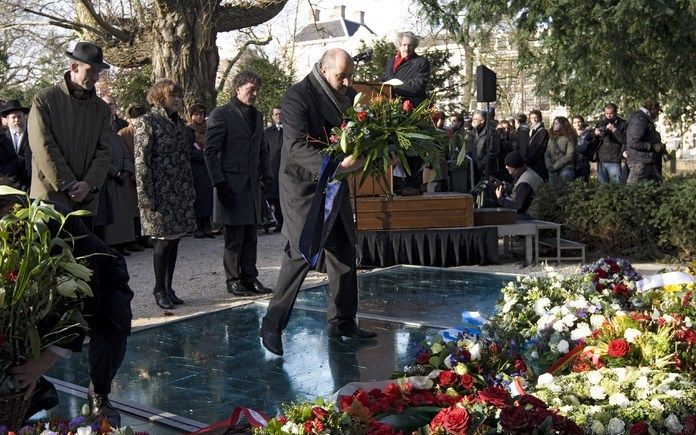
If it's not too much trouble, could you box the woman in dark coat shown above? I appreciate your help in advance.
[134,79,196,309]
[525,109,549,181]
[187,104,214,238]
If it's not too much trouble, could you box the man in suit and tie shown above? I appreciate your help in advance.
[205,70,274,297]
[0,99,31,189]
[264,106,284,232]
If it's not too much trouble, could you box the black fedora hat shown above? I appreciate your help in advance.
[0,100,30,117]
[65,42,111,70]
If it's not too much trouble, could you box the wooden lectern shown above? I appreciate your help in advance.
[349,81,393,198]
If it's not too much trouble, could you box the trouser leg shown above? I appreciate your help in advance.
[223,225,244,282]
[323,220,358,327]
[239,224,259,280]
[262,243,311,332]
[88,331,128,396]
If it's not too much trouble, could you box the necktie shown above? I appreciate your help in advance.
[13,133,20,154]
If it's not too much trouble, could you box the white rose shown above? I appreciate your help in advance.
[409,376,434,390]
[664,414,683,433]
[623,328,643,343]
[561,313,578,326]
[590,385,606,400]
[614,367,627,381]
[537,373,554,386]
[537,314,556,330]
[635,376,650,389]
[571,323,592,341]
[649,398,664,411]
[586,371,603,385]
[607,418,625,435]
[608,392,630,408]
[592,421,607,435]
[76,428,93,435]
[552,320,566,332]
[556,339,569,353]
[469,343,481,360]
[534,297,551,315]
[590,314,606,329]
[685,316,692,328]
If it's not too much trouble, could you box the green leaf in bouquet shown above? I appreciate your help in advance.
[340,129,349,154]
[403,132,434,140]
[29,325,41,358]
[61,261,93,281]
[0,185,26,196]
[353,92,364,107]
[0,288,5,309]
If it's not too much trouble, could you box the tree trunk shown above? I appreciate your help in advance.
[152,0,220,110]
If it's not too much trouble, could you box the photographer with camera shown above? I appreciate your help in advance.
[495,151,544,220]
[593,103,627,183]
[626,99,663,183]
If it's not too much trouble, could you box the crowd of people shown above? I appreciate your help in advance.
[0,34,671,420]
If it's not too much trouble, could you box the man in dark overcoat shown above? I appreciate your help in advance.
[205,70,273,296]
[259,48,377,357]
[264,106,284,232]
[0,100,32,190]
[626,99,663,183]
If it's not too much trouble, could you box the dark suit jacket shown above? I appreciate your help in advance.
[526,124,549,181]
[204,98,272,226]
[0,130,30,189]
[384,54,430,107]
[264,125,283,200]
[279,73,356,251]
[626,110,660,165]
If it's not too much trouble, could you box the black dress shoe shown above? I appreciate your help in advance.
[153,290,174,309]
[88,393,121,427]
[23,376,59,420]
[227,281,254,296]
[124,243,144,252]
[260,328,284,356]
[243,278,273,294]
[328,323,378,339]
[168,289,184,305]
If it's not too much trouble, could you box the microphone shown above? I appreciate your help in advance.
[352,48,373,62]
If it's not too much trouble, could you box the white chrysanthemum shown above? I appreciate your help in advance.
[614,368,627,381]
[76,428,92,435]
[649,398,664,411]
[552,320,566,332]
[537,314,556,330]
[533,297,551,315]
[556,339,569,353]
[592,421,606,435]
[590,385,606,400]
[548,383,562,393]
[623,328,643,343]
[665,389,683,398]
[281,422,303,434]
[561,313,578,326]
[590,314,606,329]
[568,296,589,309]
[571,323,592,341]
[664,414,683,433]
[607,418,625,435]
[586,370,603,385]
[502,297,516,313]
[608,392,630,407]
[537,373,554,386]
[588,405,603,415]
[635,376,650,389]
[469,343,481,360]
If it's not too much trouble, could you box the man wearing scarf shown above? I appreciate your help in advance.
[260,49,377,356]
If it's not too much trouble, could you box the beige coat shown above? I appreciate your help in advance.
[28,73,111,213]
[545,135,576,172]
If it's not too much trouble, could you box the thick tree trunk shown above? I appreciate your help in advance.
[152,1,220,110]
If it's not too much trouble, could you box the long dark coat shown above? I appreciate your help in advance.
[187,123,214,218]
[383,54,430,107]
[133,106,196,237]
[626,110,660,165]
[0,132,30,189]
[526,123,549,181]
[279,73,356,252]
[264,125,283,201]
[204,100,271,226]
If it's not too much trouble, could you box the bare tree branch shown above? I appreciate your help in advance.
[216,33,272,91]
[215,0,288,33]
[76,0,131,41]
[23,7,108,37]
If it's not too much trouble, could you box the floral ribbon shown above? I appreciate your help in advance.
[635,271,695,292]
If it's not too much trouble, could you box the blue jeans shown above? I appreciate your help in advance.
[549,166,574,187]
[598,162,622,183]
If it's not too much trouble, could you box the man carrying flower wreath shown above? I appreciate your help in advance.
[260,49,377,356]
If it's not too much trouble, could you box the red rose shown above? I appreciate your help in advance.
[607,339,630,358]
[612,283,630,297]
[608,262,619,273]
[683,415,696,434]
[402,100,414,112]
[477,386,511,408]
[488,342,501,354]
[416,351,430,365]
[339,395,353,411]
[500,406,533,432]
[594,268,608,279]
[438,370,458,388]
[516,394,548,409]
[329,134,339,144]
[354,389,371,407]
[312,406,328,420]
[596,283,606,291]
[384,383,402,401]
[629,421,650,435]
[356,111,368,122]
[276,416,288,424]
[366,420,394,435]
[459,373,474,390]
[514,357,527,373]
[679,328,696,345]
[430,407,470,434]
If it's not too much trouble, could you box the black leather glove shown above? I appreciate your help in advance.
[215,181,234,208]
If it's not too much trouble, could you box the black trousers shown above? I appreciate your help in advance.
[262,218,358,332]
[223,224,258,282]
[89,330,128,395]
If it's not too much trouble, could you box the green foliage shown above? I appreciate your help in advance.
[218,53,294,122]
[353,38,462,112]
[414,0,696,125]
[535,176,696,260]
[109,64,153,112]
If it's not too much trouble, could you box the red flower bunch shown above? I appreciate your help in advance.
[356,111,368,122]
[429,406,471,434]
[607,339,631,358]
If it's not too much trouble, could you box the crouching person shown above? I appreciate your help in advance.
[494,151,543,220]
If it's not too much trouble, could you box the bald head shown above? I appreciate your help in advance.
[319,48,354,94]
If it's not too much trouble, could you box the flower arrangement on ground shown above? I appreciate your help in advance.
[0,186,93,399]
[533,367,696,434]
[323,92,445,191]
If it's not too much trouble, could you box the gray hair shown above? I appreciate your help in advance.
[395,31,419,48]
[232,70,262,90]
[473,110,487,119]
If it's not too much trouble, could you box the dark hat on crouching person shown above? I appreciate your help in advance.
[504,151,526,169]
[65,42,111,70]
[0,100,30,117]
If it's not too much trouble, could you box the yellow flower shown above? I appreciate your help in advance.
[663,284,683,293]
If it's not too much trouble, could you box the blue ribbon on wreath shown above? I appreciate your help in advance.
[299,154,347,267]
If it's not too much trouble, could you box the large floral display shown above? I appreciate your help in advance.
[254,258,696,434]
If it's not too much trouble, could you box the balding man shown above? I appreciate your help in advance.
[260,48,377,356]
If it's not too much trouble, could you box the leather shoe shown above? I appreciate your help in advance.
[260,328,283,356]
[89,393,121,427]
[243,278,273,294]
[227,281,254,296]
[328,323,377,339]
[153,290,174,309]
[168,289,184,305]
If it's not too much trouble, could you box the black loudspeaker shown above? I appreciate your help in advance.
[476,65,497,102]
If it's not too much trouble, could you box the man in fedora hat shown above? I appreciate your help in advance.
[27,41,126,422]
[28,41,112,222]
[0,99,31,189]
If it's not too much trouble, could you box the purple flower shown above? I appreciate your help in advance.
[69,416,86,428]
